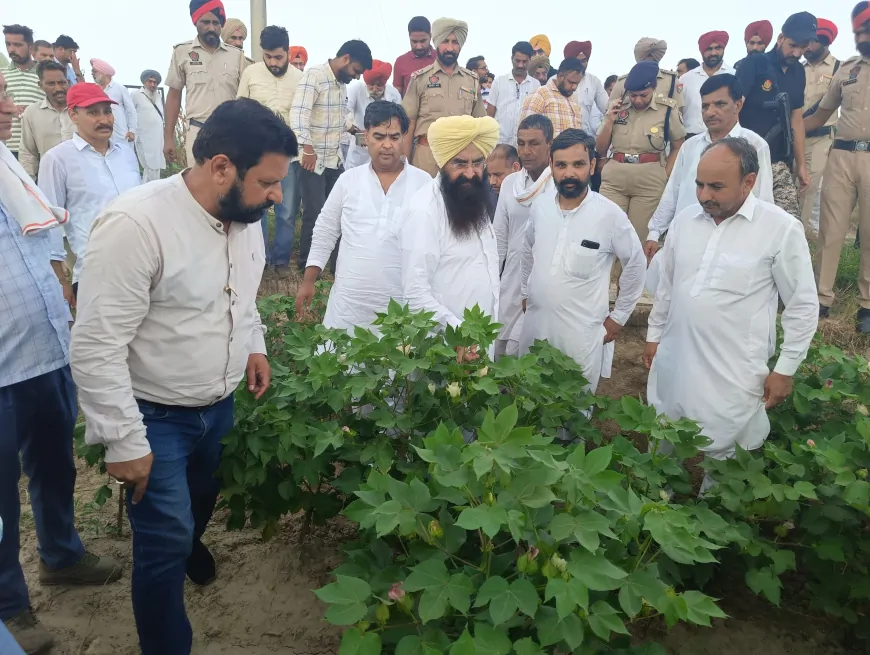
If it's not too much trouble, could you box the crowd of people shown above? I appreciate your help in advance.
[2,0,870,653]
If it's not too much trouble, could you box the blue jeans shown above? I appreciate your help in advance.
[128,395,234,655]
[0,366,84,620]
[260,161,302,266]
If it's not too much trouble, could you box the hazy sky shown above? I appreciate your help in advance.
[5,1,862,87]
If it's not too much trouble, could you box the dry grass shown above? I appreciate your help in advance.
[819,238,870,357]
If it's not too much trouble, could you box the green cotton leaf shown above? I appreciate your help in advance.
[474,575,509,608]
[768,549,797,576]
[404,559,449,592]
[510,578,541,618]
[471,377,500,395]
[548,512,616,552]
[793,480,818,500]
[545,577,589,619]
[618,569,669,617]
[325,602,368,625]
[512,638,547,655]
[745,567,782,606]
[455,504,508,538]
[407,561,472,623]
[448,629,475,655]
[472,623,513,655]
[815,537,847,563]
[588,600,630,641]
[681,591,728,627]
[314,575,372,605]
[339,628,382,655]
[584,445,613,476]
[843,480,870,506]
[567,552,628,591]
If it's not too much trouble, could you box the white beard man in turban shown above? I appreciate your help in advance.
[399,114,502,359]
[132,70,166,182]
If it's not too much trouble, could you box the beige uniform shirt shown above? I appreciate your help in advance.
[609,69,685,114]
[603,93,686,155]
[19,98,75,178]
[803,53,839,129]
[70,173,266,464]
[819,55,870,142]
[165,37,249,123]
[402,62,486,138]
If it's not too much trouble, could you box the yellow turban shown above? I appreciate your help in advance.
[221,18,248,44]
[529,34,552,56]
[432,17,469,48]
[633,37,667,63]
[427,116,500,169]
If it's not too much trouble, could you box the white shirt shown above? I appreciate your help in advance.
[307,162,432,331]
[574,72,609,136]
[132,87,165,171]
[344,80,402,169]
[38,134,141,282]
[400,177,500,329]
[647,124,774,242]
[647,194,818,458]
[104,80,138,146]
[493,168,554,344]
[70,174,267,463]
[488,73,541,146]
[678,63,735,135]
[520,190,645,392]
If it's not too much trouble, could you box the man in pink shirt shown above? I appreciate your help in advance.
[392,16,436,96]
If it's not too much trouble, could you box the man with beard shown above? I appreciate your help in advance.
[3,25,43,160]
[164,0,250,166]
[520,58,584,138]
[19,61,74,179]
[238,26,303,276]
[800,19,840,234]
[487,41,539,147]
[346,60,401,169]
[53,34,84,86]
[291,40,372,272]
[222,18,248,51]
[563,41,609,137]
[493,114,554,359]
[609,38,684,118]
[38,83,141,302]
[644,137,817,464]
[520,128,645,393]
[70,98,295,655]
[290,46,308,71]
[400,115,500,346]
[91,59,137,150]
[680,31,734,139]
[393,16,436,96]
[744,20,774,56]
[132,70,166,183]
[297,101,431,332]
[735,12,816,218]
[805,2,870,330]
[529,54,551,85]
[403,18,486,177]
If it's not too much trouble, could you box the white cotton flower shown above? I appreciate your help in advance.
[397,344,412,356]
[428,383,437,394]
[447,382,461,399]
[476,366,489,378]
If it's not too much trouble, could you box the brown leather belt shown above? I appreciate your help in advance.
[416,135,429,146]
[612,152,659,164]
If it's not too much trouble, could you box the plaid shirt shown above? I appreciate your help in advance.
[289,62,347,170]
[0,199,70,387]
[520,78,582,138]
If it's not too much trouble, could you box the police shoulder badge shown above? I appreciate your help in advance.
[189,51,200,62]
[615,109,630,125]
[762,79,772,91]
[850,65,861,79]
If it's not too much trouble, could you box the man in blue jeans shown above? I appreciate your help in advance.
[70,97,292,655]
[0,72,122,655]
[260,160,301,276]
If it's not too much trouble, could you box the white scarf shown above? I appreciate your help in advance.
[513,166,552,206]
[0,143,68,234]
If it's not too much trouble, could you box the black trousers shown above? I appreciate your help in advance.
[298,165,342,273]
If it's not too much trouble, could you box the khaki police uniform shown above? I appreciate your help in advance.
[599,81,686,240]
[402,61,487,176]
[815,54,870,309]
[609,68,685,117]
[166,37,249,163]
[801,52,840,232]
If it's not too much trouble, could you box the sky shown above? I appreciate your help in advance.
[4,0,862,88]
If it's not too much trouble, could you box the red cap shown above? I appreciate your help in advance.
[816,18,838,43]
[66,83,117,109]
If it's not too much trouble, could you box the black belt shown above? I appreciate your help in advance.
[189,118,206,129]
[136,397,228,413]
[832,139,870,153]
[805,126,834,139]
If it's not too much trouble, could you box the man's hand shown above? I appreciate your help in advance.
[763,372,793,410]
[106,453,154,505]
[796,164,810,194]
[70,50,82,74]
[62,280,76,309]
[603,317,622,344]
[163,141,177,164]
[295,279,316,315]
[606,99,623,122]
[301,147,317,172]
[125,131,135,142]
[246,353,271,399]
[644,240,659,263]
[456,344,480,364]
[643,342,658,369]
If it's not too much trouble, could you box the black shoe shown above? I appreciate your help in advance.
[186,539,216,586]
[819,305,830,319]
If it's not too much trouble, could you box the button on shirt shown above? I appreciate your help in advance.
[70,173,267,463]
[344,80,403,169]
[819,55,870,142]
[290,62,348,170]
[0,199,70,388]
[521,78,582,138]
[38,134,141,283]
[679,63,735,135]
[488,73,540,146]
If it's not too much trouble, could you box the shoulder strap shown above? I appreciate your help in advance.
[833,59,841,75]
[142,91,163,120]
[663,73,676,143]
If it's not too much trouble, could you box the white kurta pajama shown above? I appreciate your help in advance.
[493,167,554,357]
[647,194,818,460]
[307,162,432,333]
[132,88,166,182]
[520,190,646,393]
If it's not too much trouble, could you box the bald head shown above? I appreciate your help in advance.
[487,144,521,194]
[696,137,759,221]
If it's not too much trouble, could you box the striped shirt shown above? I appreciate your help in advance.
[5,61,44,153]
[289,62,347,170]
[520,78,582,139]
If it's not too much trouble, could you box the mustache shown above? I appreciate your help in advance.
[95,124,113,130]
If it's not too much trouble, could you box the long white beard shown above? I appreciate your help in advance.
[142,88,158,101]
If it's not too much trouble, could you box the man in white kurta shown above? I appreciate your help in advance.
[90,59,137,150]
[493,114,555,358]
[400,115,501,334]
[645,137,818,460]
[132,70,166,183]
[296,101,431,332]
[521,128,646,393]
[345,62,402,170]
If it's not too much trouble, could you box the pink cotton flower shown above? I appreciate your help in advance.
[528,546,540,560]
[342,426,350,433]
[807,439,816,448]
[388,582,405,602]
[825,379,834,389]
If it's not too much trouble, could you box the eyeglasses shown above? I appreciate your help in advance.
[449,158,486,172]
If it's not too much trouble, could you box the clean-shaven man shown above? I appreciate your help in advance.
[486,41,540,146]
[132,70,166,182]
[680,30,735,138]
[345,60,402,170]
[90,58,137,149]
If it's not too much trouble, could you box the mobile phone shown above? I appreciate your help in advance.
[580,240,600,250]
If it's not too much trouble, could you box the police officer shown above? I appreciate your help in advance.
[163,0,249,165]
[805,2,870,330]
[402,17,486,177]
[800,18,840,233]
[734,12,817,218]
[597,61,686,243]
[609,37,685,121]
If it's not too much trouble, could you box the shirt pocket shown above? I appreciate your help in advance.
[841,82,862,110]
[707,253,756,295]
[421,87,447,116]
[563,241,600,280]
